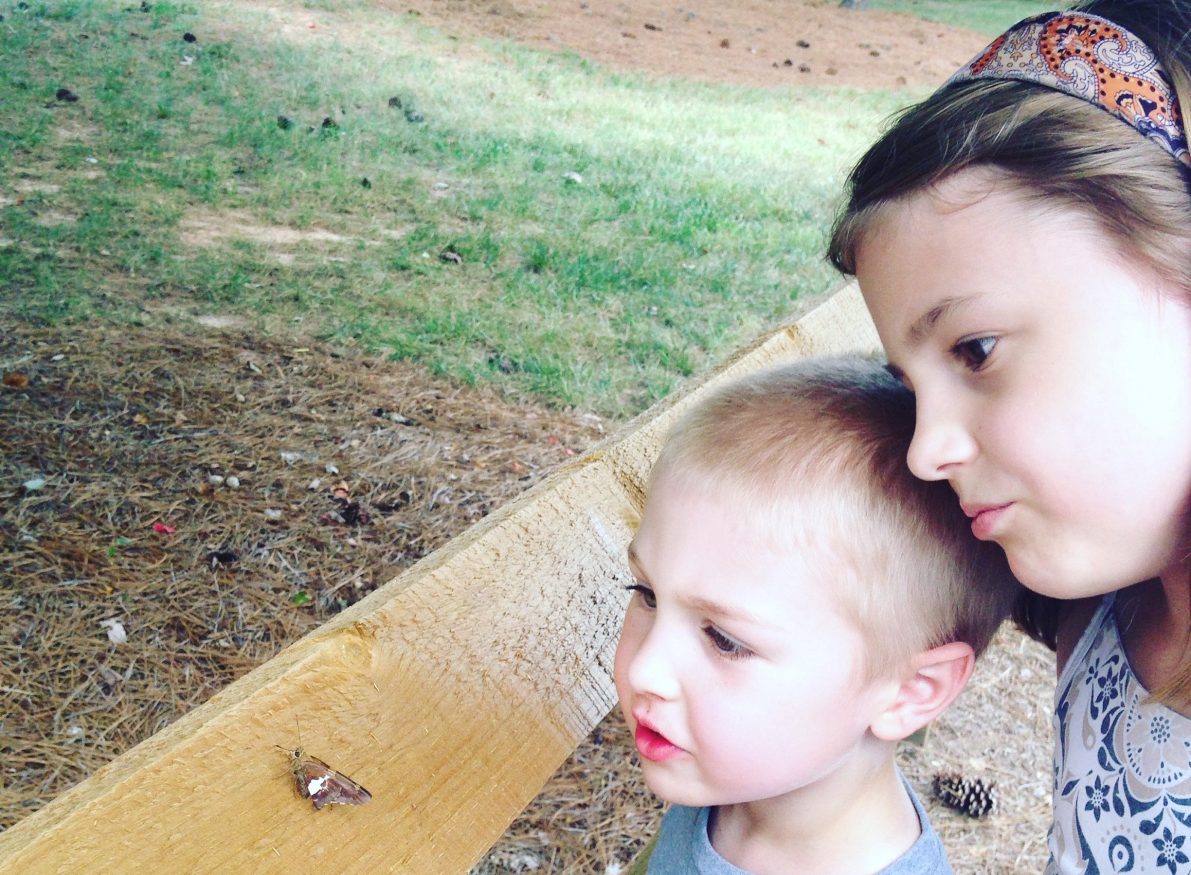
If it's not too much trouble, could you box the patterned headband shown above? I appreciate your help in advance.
[948,11,1190,168]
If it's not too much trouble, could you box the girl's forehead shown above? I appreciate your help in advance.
[874,169,1024,230]
[860,174,1108,274]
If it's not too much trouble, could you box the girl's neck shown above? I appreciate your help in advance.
[1116,562,1191,715]
[708,751,919,875]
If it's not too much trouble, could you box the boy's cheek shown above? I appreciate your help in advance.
[612,616,637,677]
[621,601,658,646]
[612,609,647,700]
[617,600,649,639]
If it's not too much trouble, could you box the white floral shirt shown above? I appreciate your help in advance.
[1047,594,1191,875]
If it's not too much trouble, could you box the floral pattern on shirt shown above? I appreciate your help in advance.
[1046,597,1191,875]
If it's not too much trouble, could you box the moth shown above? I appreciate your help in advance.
[277,745,372,810]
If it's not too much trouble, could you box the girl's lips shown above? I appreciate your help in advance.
[965,502,1012,540]
[634,723,684,763]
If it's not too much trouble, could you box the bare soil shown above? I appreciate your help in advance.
[387,0,989,91]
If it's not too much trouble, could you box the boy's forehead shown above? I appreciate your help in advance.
[645,465,823,530]
[637,470,862,574]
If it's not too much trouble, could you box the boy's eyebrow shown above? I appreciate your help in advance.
[905,294,977,346]
[626,544,777,630]
[682,595,776,630]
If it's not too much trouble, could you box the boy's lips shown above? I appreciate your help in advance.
[962,501,1013,540]
[632,716,684,763]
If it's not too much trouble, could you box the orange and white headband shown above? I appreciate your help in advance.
[949,11,1190,168]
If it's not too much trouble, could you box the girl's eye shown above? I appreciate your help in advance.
[703,625,752,660]
[952,335,997,371]
[624,583,656,609]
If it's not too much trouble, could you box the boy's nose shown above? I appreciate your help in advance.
[906,399,976,481]
[625,628,681,702]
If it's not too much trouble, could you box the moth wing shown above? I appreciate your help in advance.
[298,754,372,808]
[314,771,372,808]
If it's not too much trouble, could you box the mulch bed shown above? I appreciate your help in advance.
[0,320,606,829]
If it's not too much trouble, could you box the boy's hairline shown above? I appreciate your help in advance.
[645,453,946,679]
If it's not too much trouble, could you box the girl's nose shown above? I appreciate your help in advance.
[906,400,976,481]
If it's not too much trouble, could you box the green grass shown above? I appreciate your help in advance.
[869,1,1055,35]
[0,0,940,416]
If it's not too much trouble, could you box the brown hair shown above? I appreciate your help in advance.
[825,1,1191,703]
[830,2,1191,283]
[651,356,1020,679]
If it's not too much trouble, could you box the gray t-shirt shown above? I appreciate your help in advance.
[646,777,952,875]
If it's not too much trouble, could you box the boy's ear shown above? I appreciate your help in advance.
[869,641,975,742]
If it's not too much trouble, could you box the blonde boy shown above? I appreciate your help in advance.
[615,356,1019,875]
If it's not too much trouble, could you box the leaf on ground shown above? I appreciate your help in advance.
[100,618,127,645]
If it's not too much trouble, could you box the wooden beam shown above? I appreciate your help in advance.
[0,284,877,874]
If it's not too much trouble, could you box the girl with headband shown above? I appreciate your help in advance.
[828,2,1191,872]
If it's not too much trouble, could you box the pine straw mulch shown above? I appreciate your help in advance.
[0,319,606,830]
[1,318,1056,873]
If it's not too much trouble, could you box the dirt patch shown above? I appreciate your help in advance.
[12,182,62,195]
[2,178,65,209]
[194,313,251,330]
[179,208,352,248]
[52,118,102,144]
[30,210,78,228]
[385,0,990,90]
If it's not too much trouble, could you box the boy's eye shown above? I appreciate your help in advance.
[624,583,656,609]
[703,625,752,660]
[952,335,997,371]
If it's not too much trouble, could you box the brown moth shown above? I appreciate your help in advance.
[277,745,372,810]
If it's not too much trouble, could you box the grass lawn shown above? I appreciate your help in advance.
[0,0,1046,417]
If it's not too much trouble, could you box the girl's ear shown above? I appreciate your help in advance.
[869,641,975,742]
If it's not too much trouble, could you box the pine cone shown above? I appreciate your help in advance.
[930,772,998,818]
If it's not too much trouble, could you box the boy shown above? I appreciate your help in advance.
[614,356,1019,874]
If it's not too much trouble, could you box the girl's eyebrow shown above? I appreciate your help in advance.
[906,294,978,346]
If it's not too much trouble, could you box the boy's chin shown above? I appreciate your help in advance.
[640,764,710,808]
[640,764,754,810]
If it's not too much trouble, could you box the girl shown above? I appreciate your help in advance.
[826,2,1191,873]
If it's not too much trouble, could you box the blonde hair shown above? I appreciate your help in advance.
[651,356,1020,679]
[826,0,1191,704]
